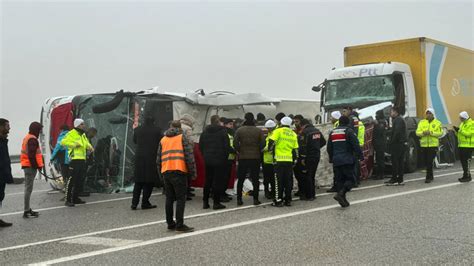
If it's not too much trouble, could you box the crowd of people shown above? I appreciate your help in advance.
[0,106,472,232]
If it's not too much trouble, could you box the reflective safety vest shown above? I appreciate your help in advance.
[228,134,236,160]
[61,129,92,160]
[160,134,188,174]
[457,118,474,148]
[334,121,339,128]
[357,121,365,147]
[270,127,298,162]
[416,119,443,147]
[263,131,274,164]
[20,134,44,168]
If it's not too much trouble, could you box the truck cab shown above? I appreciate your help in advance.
[316,62,416,121]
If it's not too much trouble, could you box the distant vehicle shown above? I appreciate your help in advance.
[40,89,320,192]
[313,37,474,172]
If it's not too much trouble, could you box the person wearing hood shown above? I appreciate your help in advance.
[415,108,443,183]
[131,116,163,210]
[61,119,94,206]
[51,124,71,187]
[20,121,44,218]
[199,115,230,210]
[268,117,299,207]
[454,111,473,182]
[234,112,265,206]
[180,114,196,200]
[157,120,196,233]
[372,110,387,180]
[0,118,14,227]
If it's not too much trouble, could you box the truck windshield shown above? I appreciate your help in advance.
[325,75,395,106]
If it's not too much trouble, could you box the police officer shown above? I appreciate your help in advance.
[269,117,298,207]
[343,107,364,187]
[262,119,277,199]
[327,111,342,193]
[454,111,473,182]
[416,108,443,183]
[299,119,326,200]
[386,107,407,185]
[372,110,387,180]
[61,119,94,206]
[327,116,363,207]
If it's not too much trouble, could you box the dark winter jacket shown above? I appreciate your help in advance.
[157,128,196,178]
[233,125,264,160]
[0,137,13,184]
[327,126,363,167]
[373,118,388,150]
[133,124,163,183]
[199,125,230,166]
[389,115,407,146]
[300,124,326,160]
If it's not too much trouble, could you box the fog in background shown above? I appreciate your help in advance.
[1,0,473,152]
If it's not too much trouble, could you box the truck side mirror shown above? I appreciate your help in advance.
[312,85,321,92]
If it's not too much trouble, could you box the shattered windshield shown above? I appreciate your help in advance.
[325,75,395,106]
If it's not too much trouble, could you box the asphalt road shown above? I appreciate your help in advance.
[0,166,472,265]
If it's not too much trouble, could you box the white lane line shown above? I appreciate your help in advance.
[29,182,465,265]
[0,193,163,217]
[6,189,54,196]
[61,237,141,247]
[0,170,463,252]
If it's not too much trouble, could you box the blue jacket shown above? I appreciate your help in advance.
[51,130,70,165]
[327,126,363,166]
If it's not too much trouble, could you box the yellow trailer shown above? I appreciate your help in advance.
[344,37,474,125]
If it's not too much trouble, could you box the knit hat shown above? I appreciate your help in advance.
[180,114,195,127]
[331,111,342,120]
[264,120,276,128]
[280,117,292,126]
[74,119,85,128]
[459,111,469,120]
[425,108,435,115]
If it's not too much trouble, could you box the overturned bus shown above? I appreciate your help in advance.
[40,89,320,192]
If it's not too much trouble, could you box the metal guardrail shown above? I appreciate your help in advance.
[10,154,20,164]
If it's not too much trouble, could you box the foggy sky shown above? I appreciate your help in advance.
[1,0,473,150]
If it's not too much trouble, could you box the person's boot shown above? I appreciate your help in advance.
[0,219,12,227]
[385,178,398,186]
[141,204,157,210]
[397,177,405,185]
[341,191,350,207]
[334,190,349,208]
[271,200,283,207]
[459,173,472,183]
[237,198,243,206]
[176,224,194,233]
[213,203,226,210]
[253,199,261,206]
[65,201,75,207]
[202,201,210,209]
[73,198,86,204]
[326,186,337,193]
[23,209,39,218]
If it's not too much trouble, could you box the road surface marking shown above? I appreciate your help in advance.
[61,237,141,247]
[0,170,463,252]
[0,193,163,217]
[29,182,464,265]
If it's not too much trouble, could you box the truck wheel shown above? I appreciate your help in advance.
[405,137,418,173]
